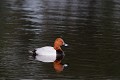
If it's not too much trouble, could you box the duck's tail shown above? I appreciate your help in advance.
[28,50,34,54]
[28,49,37,59]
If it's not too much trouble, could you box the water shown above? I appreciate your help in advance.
[0,0,120,79]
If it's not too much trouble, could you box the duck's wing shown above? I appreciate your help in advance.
[35,46,56,62]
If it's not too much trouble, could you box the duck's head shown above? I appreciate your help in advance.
[54,38,68,50]
[53,60,68,73]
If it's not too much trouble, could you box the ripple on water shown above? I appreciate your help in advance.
[0,0,120,79]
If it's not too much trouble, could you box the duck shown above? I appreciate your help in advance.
[29,38,68,63]
[53,60,68,73]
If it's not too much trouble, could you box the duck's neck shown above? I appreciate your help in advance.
[53,60,63,73]
[54,44,62,51]
[54,60,61,64]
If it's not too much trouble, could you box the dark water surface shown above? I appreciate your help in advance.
[0,0,120,80]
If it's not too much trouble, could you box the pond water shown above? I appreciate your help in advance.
[0,0,120,80]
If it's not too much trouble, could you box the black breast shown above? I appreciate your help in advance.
[56,49,65,61]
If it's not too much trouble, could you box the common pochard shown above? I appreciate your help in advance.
[29,38,68,72]
[29,38,68,62]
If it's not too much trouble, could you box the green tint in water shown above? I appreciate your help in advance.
[0,0,120,80]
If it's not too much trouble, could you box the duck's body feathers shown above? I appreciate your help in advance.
[34,46,56,62]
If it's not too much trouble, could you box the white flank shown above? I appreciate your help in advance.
[35,46,56,62]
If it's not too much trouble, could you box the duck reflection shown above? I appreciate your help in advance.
[53,60,68,73]
[29,38,68,73]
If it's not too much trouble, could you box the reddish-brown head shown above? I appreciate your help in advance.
[54,38,68,50]
[53,60,68,73]
[53,60,63,73]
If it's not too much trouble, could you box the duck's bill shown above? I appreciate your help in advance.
[63,64,68,67]
[64,43,68,46]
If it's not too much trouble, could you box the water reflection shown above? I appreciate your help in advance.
[29,38,68,73]
[0,0,120,79]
